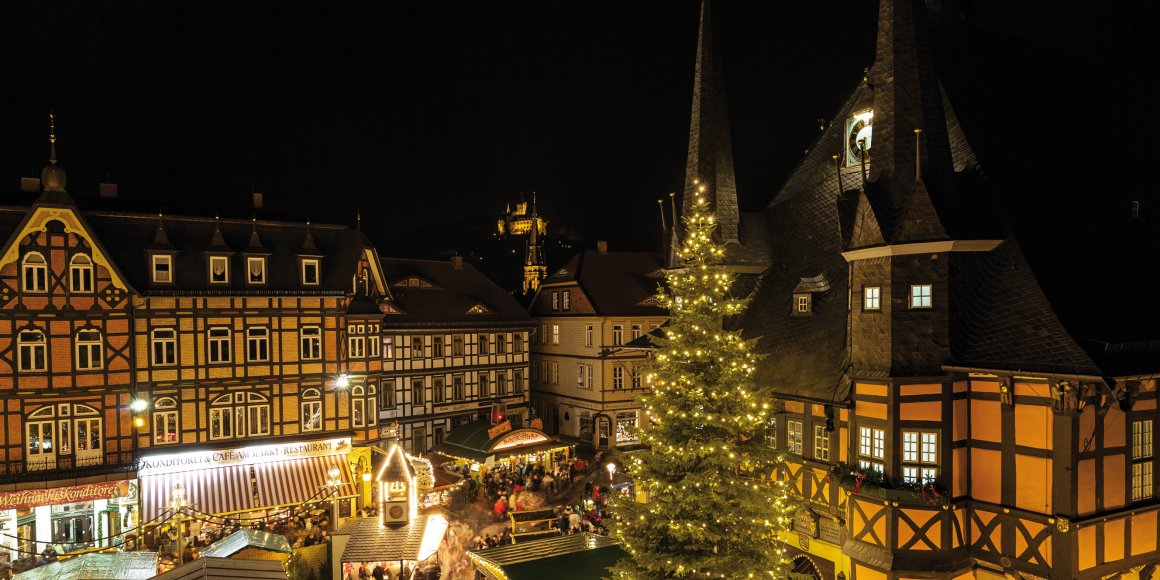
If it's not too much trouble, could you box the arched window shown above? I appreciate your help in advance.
[24,404,103,471]
[302,388,322,432]
[21,252,47,293]
[209,392,270,440]
[69,254,94,293]
[352,386,366,428]
[18,329,47,372]
[74,329,104,371]
[153,397,179,444]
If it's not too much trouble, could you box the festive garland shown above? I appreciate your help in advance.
[826,463,949,505]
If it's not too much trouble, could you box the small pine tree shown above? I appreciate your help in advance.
[609,196,796,579]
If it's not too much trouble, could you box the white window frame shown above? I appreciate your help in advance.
[478,334,490,355]
[246,327,270,362]
[910,284,933,309]
[1133,419,1154,501]
[585,325,593,346]
[153,398,179,445]
[207,327,232,364]
[69,254,94,293]
[551,291,559,311]
[368,325,381,357]
[433,377,445,403]
[631,324,642,341]
[246,257,267,285]
[901,430,939,483]
[300,389,322,431]
[796,295,810,313]
[352,386,367,427]
[550,362,559,385]
[613,367,624,389]
[432,336,444,357]
[301,258,321,286]
[412,378,425,405]
[864,286,881,310]
[18,329,47,372]
[613,325,623,346]
[208,255,230,284]
[814,424,830,462]
[858,426,886,474]
[151,328,177,366]
[74,329,104,371]
[452,335,464,356]
[151,254,174,284]
[787,420,803,455]
[300,326,322,360]
[22,252,47,293]
[348,331,365,358]
[562,290,571,311]
[551,325,559,345]
[453,375,464,401]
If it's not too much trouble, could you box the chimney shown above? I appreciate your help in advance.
[252,192,264,209]
[451,255,464,269]
[99,182,118,198]
[20,177,41,193]
[596,240,608,255]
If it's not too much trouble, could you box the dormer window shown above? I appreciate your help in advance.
[209,256,230,284]
[301,258,321,286]
[562,290,571,311]
[910,284,933,309]
[863,286,881,311]
[152,255,174,284]
[793,294,812,315]
[247,257,266,285]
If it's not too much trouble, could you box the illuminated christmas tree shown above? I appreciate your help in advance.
[609,195,796,579]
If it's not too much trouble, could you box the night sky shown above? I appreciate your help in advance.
[0,1,1155,257]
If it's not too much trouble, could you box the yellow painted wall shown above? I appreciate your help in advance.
[1104,518,1125,563]
[1014,404,1052,449]
[899,383,941,396]
[1078,458,1096,515]
[953,447,968,497]
[970,400,1001,442]
[856,383,888,397]
[854,563,888,580]
[1104,454,1126,509]
[1015,454,1052,513]
[900,401,940,422]
[953,399,967,441]
[1078,526,1096,570]
[1132,511,1158,556]
[857,401,887,420]
[1105,406,1126,448]
[971,449,1001,504]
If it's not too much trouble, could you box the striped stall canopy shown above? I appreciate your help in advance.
[253,455,357,509]
[141,464,255,522]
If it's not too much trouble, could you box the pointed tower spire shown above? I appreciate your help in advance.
[245,216,267,252]
[40,110,70,196]
[866,0,952,242]
[682,0,739,243]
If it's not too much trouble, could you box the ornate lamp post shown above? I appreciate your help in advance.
[168,482,190,566]
[606,462,617,483]
[327,466,343,530]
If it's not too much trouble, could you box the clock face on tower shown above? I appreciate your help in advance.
[845,110,874,166]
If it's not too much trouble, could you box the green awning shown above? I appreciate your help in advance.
[437,419,566,464]
[467,533,627,580]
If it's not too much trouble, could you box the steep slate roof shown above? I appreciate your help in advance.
[468,533,627,580]
[0,192,369,295]
[380,258,533,327]
[14,552,158,580]
[85,212,368,293]
[541,250,665,317]
[737,0,1156,401]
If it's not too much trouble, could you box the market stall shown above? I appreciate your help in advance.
[434,419,572,477]
[467,533,626,580]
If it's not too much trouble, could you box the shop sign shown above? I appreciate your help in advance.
[819,517,842,545]
[0,480,129,511]
[487,420,513,440]
[490,430,550,452]
[530,418,543,431]
[139,437,351,476]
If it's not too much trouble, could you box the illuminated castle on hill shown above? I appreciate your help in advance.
[498,194,548,293]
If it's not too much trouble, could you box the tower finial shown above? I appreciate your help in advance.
[356,210,362,230]
[49,110,58,164]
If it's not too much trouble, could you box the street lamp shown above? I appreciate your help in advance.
[606,462,616,483]
[327,466,343,530]
[335,373,350,389]
[168,482,190,566]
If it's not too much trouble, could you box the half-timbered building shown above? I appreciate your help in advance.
[377,256,534,455]
[0,140,408,564]
[672,0,1160,578]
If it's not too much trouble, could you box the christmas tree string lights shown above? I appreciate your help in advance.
[609,195,797,578]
